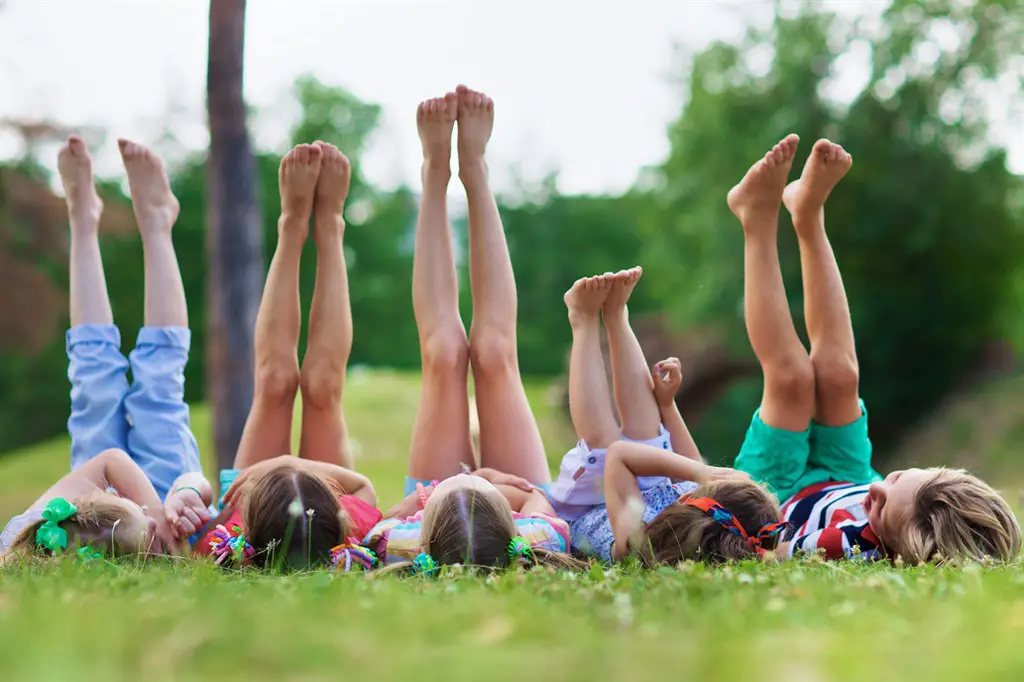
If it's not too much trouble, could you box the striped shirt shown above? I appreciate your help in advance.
[781,481,883,560]
[364,511,570,565]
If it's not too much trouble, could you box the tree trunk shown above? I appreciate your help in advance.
[206,0,262,476]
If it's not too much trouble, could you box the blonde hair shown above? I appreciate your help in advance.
[380,488,586,575]
[241,462,351,569]
[1,493,138,565]
[899,468,1021,564]
[642,479,782,564]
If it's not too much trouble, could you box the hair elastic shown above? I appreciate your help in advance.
[412,552,439,577]
[329,539,377,572]
[209,524,255,566]
[507,536,533,561]
[682,497,787,554]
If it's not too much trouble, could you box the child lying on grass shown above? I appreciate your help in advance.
[1,137,212,562]
[727,134,1021,564]
[555,269,785,564]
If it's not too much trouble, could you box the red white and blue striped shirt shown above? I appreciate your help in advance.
[781,481,883,560]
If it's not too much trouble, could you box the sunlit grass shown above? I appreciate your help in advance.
[3,369,1024,680]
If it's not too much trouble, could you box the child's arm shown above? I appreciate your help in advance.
[494,484,557,516]
[295,460,377,506]
[605,441,746,560]
[652,358,703,463]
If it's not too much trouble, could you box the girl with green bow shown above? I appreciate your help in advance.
[1,138,213,562]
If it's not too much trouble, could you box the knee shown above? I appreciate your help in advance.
[255,362,300,406]
[299,360,344,411]
[811,351,859,399]
[422,331,470,376]
[468,329,517,378]
[766,356,815,406]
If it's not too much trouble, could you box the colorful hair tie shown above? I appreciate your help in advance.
[683,497,787,555]
[36,497,78,553]
[507,536,533,561]
[75,546,103,563]
[412,552,439,577]
[330,539,377,572]
[209,524,255,566]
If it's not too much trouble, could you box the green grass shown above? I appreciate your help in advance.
[3,370,1024,681]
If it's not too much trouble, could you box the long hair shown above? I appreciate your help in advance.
[643,479,782,564]
[241,463,350,569]
[379,488,586,575]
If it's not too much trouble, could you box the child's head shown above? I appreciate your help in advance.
[644,478,783,564]
[415,474,583,571]
[6,494,156,562]
[241,461,350,569]
[865,467,1021,564]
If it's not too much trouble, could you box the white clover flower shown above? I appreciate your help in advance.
[288,498,303,518]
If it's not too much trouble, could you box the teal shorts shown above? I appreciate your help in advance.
[734,400,880,502]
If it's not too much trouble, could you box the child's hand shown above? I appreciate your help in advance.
[705,467,751,485]
[652,358,682,407]
[473,468,536,492]
[165,488,213,538]
[222,455,293,508]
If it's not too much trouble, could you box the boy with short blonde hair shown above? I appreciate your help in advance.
[727,135,1020,564]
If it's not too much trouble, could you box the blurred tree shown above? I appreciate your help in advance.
[642,0,1024,465]
[207,0,262,470]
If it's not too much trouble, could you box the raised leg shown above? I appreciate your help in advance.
[118,139,201,499]
[726,134,814,432]
[602,267,662,440]
[458,85,549,484]
[565,276,619,448]
[407,93,475,481]
[298,142,354,467]
[234,144,322,469]
[59,136,130,469]
[782,139,859,427]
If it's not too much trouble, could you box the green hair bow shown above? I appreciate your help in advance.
[35,497,78,553]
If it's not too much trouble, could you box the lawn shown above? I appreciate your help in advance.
[2,370,1023,681]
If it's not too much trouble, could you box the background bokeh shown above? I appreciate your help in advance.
[1,0,1022,491]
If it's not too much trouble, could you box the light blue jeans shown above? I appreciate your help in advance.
[67,324,201,501]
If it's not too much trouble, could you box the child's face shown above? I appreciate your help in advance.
[865,468,932,553]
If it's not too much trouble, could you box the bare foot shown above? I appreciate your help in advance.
[279,143,322,233]
[455,84,494,178]
[603,267,642,319]
[726,134,800,233]
[565,275,613,326]
[312,141,351,230]
[417,93,458,171]
[118,139,179,238]
[57,136,103,232]
[782,139,853,227]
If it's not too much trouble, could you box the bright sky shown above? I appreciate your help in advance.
[0,0,1020,198]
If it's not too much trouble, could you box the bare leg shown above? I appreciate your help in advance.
[783,139,859,426]
[234,144,322,469]
[118,139,185,328]
[298,142,354,466]
[602,267,661,440]
[60,136,109,326]
[407,94,474,481]
[726,134,814,432]
[565,276,619,448]
[458,85,549,484]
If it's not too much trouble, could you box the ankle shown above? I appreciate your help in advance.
[568,310,601,330]
[458,159,488,188]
